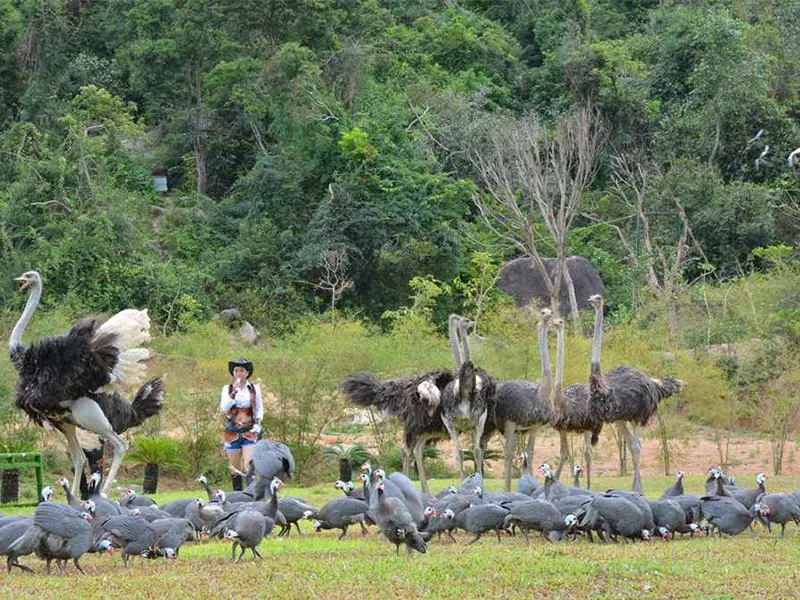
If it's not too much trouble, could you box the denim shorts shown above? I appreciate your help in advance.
[224,434,257,451]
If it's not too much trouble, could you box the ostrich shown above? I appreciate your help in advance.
[341,369,454,496]
[587,294,681,493]
[549,317,603,489]
[439,315,496,479]
[8,270,165,497]
[482,309,552,492]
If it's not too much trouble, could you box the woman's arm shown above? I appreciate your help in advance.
[220,385,235,413]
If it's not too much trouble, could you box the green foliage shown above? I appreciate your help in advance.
[126,435,187,470]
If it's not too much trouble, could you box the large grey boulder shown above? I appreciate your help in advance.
[498,255,606,312]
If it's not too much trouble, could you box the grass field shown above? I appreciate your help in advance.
[2,474,800,599]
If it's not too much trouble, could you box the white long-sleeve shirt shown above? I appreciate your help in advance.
[220,382,264,423]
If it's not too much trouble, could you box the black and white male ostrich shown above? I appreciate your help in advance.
[439,315,496,479]
[341,367,454,496]
[549,317,603,489]
[482,308,552,492]
[587,294,681,493]
[8,271,164,497]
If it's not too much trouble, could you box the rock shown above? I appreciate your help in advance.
[498,255,606,313]
[240,321,258,345]
[219,308,241,324]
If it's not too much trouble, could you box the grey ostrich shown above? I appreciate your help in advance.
[549,317,603,489]
[440,315,496,479]
[587,294,681,493]
[342,368,454,495]
[8,270,164,497]
[483,309,552,492]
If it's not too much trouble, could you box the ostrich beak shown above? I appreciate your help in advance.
[14,276,31,290]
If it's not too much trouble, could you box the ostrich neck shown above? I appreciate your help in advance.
[448,315,462,367]
[538,318,551,399]
[590,301,604,370]
[9,279,41,352]
[554,325,565,406]
[459,319,472,363]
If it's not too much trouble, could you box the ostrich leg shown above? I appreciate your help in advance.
[442,415,465,480]
[618,423,643,493]
[503,421,518,492]
[583,431,594,490]
[58,423,87,499]
[70,397,129,495]
[525,427,537,464]
[412,440,430,496]
[554,431,572,481]
[473,410,488,477]
[402,446,412,477]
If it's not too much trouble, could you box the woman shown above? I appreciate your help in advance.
[220,357,264,491]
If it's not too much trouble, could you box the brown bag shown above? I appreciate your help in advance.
[222,430,239,444]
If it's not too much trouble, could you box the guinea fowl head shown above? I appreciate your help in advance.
[271,477,285,493]
[222,529,239,541]
[95,539,114,554]
[675,470,684,480]
[213,489,226,503]
[14,271,40,291]
[442,509,456,520]
[312,520,322,532]
[334,480,347,491]
[424,506,437,518]
[640,529,652,541]
[753,502,770,517]
[472,486,483,498]
[376,483,385,495]
[374,468,386,482]
[56,476,70,489]
[81,499,96,515]
[756,473,767,486]
[360,461,372,474]
[359,473,370,485]
[657,526,671,540]
[41,486,54,502]
[196,474,208,485]
[573,464,584,476]
[564,514,578,530]
[539,463,554,479]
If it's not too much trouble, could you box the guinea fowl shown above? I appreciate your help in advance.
[248,440,295,499]
[197,474,253,504]
[700,495,755,536]
[148,518,195,557]
[648,499,687,538]
[603,490,655,531]
[659,471,685,499]
[374,483,427,555]
[129,505,173,523]
[307,497,370,540]
[7,501,96,574]
[119,488,157,508]
[55,476,84,509]
[96,514,158,566]
[222,510,269,561]
[580,494,651,543]
[752,494,800,536]
[278,495,318,537]
[9,270,165,497]
[386,470,425,526]
[517,452,539,497]
[0,517,35,572]
[727,473,767,509]
[334,480,366,501]
[448,502,510,545]
[502,499,578,543]
[85,472,123,519]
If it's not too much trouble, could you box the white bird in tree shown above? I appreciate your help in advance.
[787,147,800,167]
[8,271,165,497]
[746,129,764,146]
[755,145,770,170]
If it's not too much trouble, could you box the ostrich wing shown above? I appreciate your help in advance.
[16,317,119,422]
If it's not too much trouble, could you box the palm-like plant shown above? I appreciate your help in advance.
[322,443,376,480]
[125,436,187,493]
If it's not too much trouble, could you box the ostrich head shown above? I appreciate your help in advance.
[14,271,41,291]
[41,486,54,502]
[540,308,552,321]
[588,294,603,309]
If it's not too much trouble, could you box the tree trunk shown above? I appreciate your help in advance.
[143,463,160,494]
[1,469,20,504]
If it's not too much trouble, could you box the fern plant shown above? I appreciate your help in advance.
[126,436,187,493]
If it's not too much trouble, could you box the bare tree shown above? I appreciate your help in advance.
[313,248,353,326]
[590,152,699,343]
[471,106,605,321]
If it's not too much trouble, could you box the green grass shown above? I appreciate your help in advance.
[2,475,800,599]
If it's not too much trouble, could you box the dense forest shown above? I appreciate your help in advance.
[0,0,798,331]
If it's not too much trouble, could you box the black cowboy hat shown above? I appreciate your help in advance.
[228,358,253,377]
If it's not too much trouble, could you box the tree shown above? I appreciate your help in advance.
[471,105,606,322]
